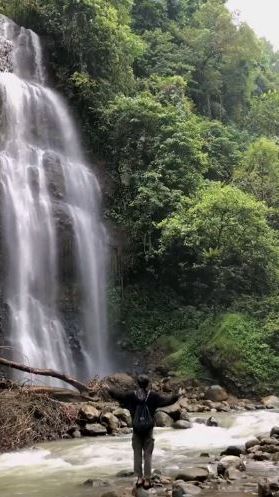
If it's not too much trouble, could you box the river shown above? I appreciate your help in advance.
[0,410,278,497]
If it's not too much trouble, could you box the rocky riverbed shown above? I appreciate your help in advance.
[0,374,278,497]
[0,409,278,497]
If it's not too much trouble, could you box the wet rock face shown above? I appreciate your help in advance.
[0,36,13,72]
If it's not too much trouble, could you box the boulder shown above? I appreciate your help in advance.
[245,438,259,450]
[217,456,244,476]
[113,408,132,427]
[225,468,245,480]
[155,411,173,427]
[175,467,209,482]
[72,429,81,439]
[101,413,119,433]
[106,373,135,391]
[205,386,228,402]
[116,470,134,478]
[220,446,244,457]
[260,437,279,446]
[252,452,272,461]
[133,488,150,497]
[172,481,202,496]
[271,426,279,438]
[158,402,182,421]
[82,479,109,488]
[193,417,206,425]
[173,420,193,430]
[206,416,218,427]
[258,477,279,497]
[83,423,107,436]
[262,396,279,409]
[120,427,132,435]
[180,410,190,422]
[79,404,100,423]
[179,398,190,410]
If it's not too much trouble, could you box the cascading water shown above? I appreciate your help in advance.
[0,15,109,381]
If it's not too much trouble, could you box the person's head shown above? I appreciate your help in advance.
[137,374,150,390]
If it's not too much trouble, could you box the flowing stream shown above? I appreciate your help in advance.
[0,15,109,380]
[0,410,278,497]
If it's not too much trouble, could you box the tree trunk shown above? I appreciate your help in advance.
[0,357,91,394]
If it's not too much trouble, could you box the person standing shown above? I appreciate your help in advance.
[107,374,180,489]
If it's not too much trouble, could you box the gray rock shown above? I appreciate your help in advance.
[79,404,100,422]
[82,479,109,488]
[271,426,279,438]
[72,429,81,439]
[220,445,244,457]
[180,410,191,422]
[175,467,209,482]
[113,408,132,427]
[205,385,228,402]
[206,416,218,427]
[134,488,150,497]
[217,456,244,476]
[252,451,272,461]
[116,470,134,478]
[101,413,119,433]
[120,427,132,435]
[258,477,279,497]
[179,398,190,410]
[158,402,182,421]
[262,396,279,409]
[155,411,173,427]
[245,438,259,450]
[83,423,107,436]
[225,468,245,480]
[173,420,193,430]
[106,373,135,391]
[260,437,279,446]
[193,418,206,425]
[173,481,202,496]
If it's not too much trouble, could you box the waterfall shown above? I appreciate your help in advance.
[0,15,109,381]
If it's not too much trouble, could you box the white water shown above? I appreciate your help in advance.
[0,411,278,497]
[0,15,108,380]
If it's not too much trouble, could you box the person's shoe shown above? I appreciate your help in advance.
[136,478,144,488]
[143,479,152,490]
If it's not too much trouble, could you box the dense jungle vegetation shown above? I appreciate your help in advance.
[1,0,279,394]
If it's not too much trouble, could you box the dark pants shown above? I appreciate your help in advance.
[132,430,154,479]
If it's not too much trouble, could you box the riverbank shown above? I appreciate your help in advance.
[1,374,279,453]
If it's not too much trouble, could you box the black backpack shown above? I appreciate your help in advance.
[133,391,154,435]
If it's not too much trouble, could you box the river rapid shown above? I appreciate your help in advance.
[0,410,278,497]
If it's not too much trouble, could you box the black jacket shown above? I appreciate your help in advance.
[108,388,179,420]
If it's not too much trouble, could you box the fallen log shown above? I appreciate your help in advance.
[0,357,91,394]
[25,386,94,402]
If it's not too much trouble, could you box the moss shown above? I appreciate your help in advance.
[203,313,279,394]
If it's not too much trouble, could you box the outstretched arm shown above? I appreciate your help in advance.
[152,391,180,408]
[107,387,134,404]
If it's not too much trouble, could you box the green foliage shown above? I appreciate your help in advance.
[203,313,279,393]
[102,85,207,265]
[160,184,279,303]
[202,120,250,182]
[247,91,279,137]
[235,138,279,206]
